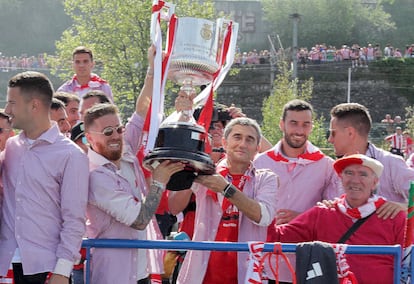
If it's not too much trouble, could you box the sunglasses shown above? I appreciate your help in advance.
[89,125,125,137]
[0,128,11,134]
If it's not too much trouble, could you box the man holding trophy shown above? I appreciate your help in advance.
[142,4,279,283]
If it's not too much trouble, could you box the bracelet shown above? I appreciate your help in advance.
[147,66,154,77]
[151,180,165,192]
[222,183,237,199]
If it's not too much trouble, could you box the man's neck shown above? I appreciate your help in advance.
[226,160,249,175]
[281,140,306,158]
[24,119,52,140]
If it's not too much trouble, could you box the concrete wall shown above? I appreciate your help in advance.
[216,65,410,124]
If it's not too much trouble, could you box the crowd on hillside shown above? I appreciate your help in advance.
[0,53,48,71]
[2,42,413,72]
[233,42,414,68]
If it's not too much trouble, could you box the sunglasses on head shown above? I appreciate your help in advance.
[90,125,125,136]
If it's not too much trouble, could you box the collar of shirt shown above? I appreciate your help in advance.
[18,122,61,147]
[266,140,325,164]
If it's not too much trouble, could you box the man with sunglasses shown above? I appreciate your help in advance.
[328,102,414,207]
[83,46,185,284]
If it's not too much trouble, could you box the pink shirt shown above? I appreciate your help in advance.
[86,113,162,284]
[0,123,89,277]
[365,143,414,203]
[253,141,340,281]
[254,141,340,213]
[177,160,278,284]
[57,73,114,102]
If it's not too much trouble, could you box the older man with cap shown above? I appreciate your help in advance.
[267,154,406,284]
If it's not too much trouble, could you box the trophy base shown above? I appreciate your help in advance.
[143,149,215,191]
[143,122,215,191]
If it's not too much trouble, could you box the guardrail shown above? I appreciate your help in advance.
[81,239,403,284]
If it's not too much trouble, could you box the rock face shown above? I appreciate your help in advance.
[216,65,410,124]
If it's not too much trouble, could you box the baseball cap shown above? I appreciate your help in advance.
[71,121,85,142]
[333,154,384,178]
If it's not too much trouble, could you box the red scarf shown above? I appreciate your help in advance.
[336,194,386,220]
[72,74,107,90]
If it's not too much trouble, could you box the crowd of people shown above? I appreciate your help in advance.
[0,44,413,284]
[231,42,414,69]
[3,41,413,72]
[0,53,49,71]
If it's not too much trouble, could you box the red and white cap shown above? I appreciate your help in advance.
[333,154,384,178]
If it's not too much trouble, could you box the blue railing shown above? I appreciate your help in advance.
[81,239,403,284]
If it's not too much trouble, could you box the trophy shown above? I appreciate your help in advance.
[143,14,238,191]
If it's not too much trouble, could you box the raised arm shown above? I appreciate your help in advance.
[136,45,156,118]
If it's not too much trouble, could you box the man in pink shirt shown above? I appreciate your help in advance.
[0,71,89,284]
[84,46,184,284]
[57,46,113,102]
[174,117,278,284]
[254,99,340,283]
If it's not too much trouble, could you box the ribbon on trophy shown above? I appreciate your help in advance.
[143,0,177,153]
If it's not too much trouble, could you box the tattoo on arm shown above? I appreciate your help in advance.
[130,184,163,230]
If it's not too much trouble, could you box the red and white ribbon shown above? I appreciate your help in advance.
[144,0,176,153]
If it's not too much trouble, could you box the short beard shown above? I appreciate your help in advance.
[284,135,307,149]
[94,140,123,162]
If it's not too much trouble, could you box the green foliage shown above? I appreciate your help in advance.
[262,61,331,152]
[262,61,311,144]
[48,0,215,119]
[0,0,70,55]
[262,0,396,49]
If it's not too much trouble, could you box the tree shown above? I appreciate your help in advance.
[261,62,331,154]
[262,0,396,50]
[48,0,215,118]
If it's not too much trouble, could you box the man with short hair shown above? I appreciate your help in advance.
[54,92,81,128]
[328,102,414,204]
[50,98,71,134]
[174,117,278,284]
[255,99,339,223]
[0,71,89,284]
[254,99,339,283]
[83,46,184,284]
[79,90,110,120]
[57,46,113,102]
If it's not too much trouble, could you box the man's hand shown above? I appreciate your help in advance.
[48,274,69,284]
[316,198,339,208]
[195,174,228,193]
[227,104,246,119]
[276,209,300,225]
[150,160,185,185]
[376,201,407,219]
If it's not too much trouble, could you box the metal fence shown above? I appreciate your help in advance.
[81,239,404,284]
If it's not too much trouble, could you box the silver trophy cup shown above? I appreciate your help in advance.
[144,17,237,190]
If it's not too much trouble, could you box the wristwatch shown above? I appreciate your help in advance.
[222,183,237,199]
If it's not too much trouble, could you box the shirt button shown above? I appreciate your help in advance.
[16,235,21,239]
[16,216,20,220]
